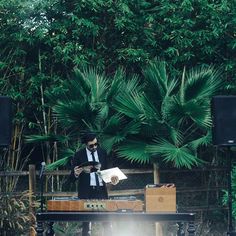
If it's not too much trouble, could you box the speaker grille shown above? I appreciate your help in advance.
[212,95,236,146]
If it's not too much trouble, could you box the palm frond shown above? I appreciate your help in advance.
[164,96,211,129]
[103,113,141,136]
[46,157,71,171]
[180,66,186,104]
[169,128,184,146]
[24,134,69,143]
[74,68,92,96]
[141,94,162,122]
[147,139,202,168]
[113,91,145,120]
[188,104,212,128]
[184,65,222,101]
[125,74,142,93]
[94,104,109,126]
[163,96,187,126]
[115,140,151,164]
[102,113,125,132]
[108,69,142,104]
[139,125,160,138]
[46,148,76,170]
[53,100,98,129]
[166,78,179,97]
[143,60,168,100]
[101,135,126,153]
[101,118,141,152]
[107,68,126,102]
[188,132,212,149]
[123,120,141,135]
[65,72,90,101]
[78,67,109,104]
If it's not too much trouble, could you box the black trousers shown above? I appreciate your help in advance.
[80,186,112,236]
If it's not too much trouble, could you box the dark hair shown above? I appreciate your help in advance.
[81,132,97,144]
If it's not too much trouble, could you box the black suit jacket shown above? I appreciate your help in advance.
[70,147,109,198]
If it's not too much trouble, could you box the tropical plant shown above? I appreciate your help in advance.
[1,0,235,172]
[32,60,223,171]
[113,60,222,168]
[26,67,142,170]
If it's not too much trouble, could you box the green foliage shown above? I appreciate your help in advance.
[43,67,142,169]
[52,222,83,235]
[147,138,202,168]
[0,0,235,169]
[223,164,236,220]
[115,140,150,164]
[0,3,234,234]
[44,60,222,169]
[113,60,222,167]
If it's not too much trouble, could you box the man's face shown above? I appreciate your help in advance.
[86,138,98,152]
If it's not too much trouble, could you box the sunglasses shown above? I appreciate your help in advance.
[88,142,98,148]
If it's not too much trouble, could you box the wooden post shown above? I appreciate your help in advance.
[153,163,163,236]
[153,163,160,184]
[29,165,36,236]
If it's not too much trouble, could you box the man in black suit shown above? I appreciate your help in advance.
[70,132,119,236]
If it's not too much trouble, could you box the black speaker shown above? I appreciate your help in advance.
[211,95,236,146]
[0,96,12,146]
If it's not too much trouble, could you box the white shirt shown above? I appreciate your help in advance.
[86,148,103,186]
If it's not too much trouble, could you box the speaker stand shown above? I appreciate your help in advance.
[227,147,236,235]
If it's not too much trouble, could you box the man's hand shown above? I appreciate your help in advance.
[74,166,83,177]
[110,175,119,185]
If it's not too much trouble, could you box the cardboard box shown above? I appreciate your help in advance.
[145,184,176,212]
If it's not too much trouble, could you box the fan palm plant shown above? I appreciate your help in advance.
[27,61,222,170]
[113,60,222,168]
[27,67,142,170]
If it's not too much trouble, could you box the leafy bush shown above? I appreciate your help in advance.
[0,191,38,235]
[222,165,236,219]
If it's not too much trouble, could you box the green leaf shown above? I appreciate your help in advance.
[147,139,202,168]
[116,140,151,164]
[24,134,68,143]
[46,157,71,171]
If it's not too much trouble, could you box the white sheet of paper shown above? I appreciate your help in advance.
[97,167,127,183]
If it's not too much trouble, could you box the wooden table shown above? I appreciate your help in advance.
[36,211,195,236]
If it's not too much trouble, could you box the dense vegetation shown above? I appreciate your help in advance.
[1,0,235,169]
[0,0,236,234]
